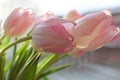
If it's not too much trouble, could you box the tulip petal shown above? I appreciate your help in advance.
[105,33,120,48]
[68,46,85,57]
[74,10,111,36]
[86,25,119,51]
[44,18,76,34]
[3,7,22,34]
[84,15,118,50]
[64,10,81,21]
[13,8,34,35]
[73,10,111,48]
[35,11,56,26]
[3,7,35,37]
[86,15,112,46]
[32,18,76,54]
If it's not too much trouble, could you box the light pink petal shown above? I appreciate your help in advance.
[68,46,86,57]
[112,13,120,26]
[85,25,119,51]
[105,32,120,48]
[35,11,56,26]
[61,23,76,34]
[3,7,23,35]
[32,18,76,54]
[13,8,35,36]
[74,10,111,36]
[64,10,81,21]
[3,7,35,37]
[72,10,112,48]
[87,15,112,44]
[44,18,75,25]
[44,18,76,34]
[84,15,117,50]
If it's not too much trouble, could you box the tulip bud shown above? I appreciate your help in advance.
[32,18,76,54]
[69,10,120,57]
[3,7,35,37]
[35,11,56,26]
[105,32,120,48]
[64,10,81,21]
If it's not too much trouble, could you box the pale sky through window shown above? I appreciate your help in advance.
[34,0,120,15]
[0,0,120,19]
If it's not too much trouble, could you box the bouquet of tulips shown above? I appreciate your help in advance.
[0,7,119,80]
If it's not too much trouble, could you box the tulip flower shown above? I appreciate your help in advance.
[35,11,56,26]
[64,10,81,21]
[68,10,120,57]
[105,32,120,48]
[32,18,76,53]
[112,13,120,26]
[3,7,35,37]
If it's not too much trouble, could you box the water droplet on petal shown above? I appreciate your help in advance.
[68,37,73,41]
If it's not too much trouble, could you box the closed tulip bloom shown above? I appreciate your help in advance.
[3,7,35,37]
[64,10,81,21]
[35,11,56,26]
[32,18,76,54]
[105,32,120,48]
[68,10,120,57]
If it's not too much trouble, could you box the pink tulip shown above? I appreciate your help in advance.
[68,10,120,57]
[32,18,76,54]
[35,11,56,26]
[3,7,35,37]
[105,32,120,48]
[64,10,81,21]
[112,13,120,26]
[104,13,120,48]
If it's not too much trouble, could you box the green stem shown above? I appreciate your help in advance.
[13,38,17,59]
[0,36,32,58]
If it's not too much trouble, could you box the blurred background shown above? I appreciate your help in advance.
[0,0,120,80]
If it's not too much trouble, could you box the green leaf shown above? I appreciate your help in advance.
[16,52,41,80]
[43,76,49,80]
[0,36,32,58]
[0,55,6,80]
[54,54,67,63]
[4,59,12,73]
[8,47,33,80]
[0,37,10,79]
[0,37,10,49]
[39,64,72,78]
[34,54,59,80]
[14,40,29,61]
[0,35,5,43]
